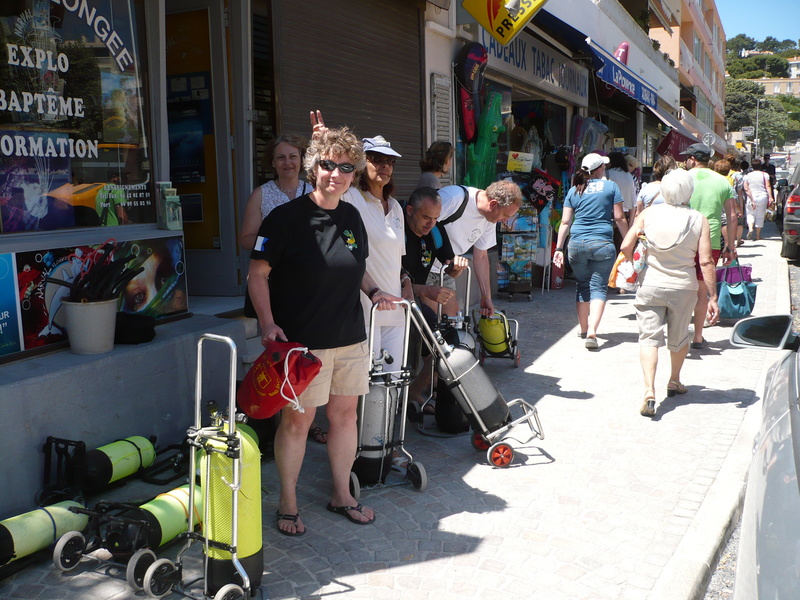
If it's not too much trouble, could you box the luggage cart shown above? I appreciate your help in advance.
[407,265,476,433]
[52,487,202,593]
[351,300,427,497]
[141,334,264,600]
[409,302,544,468]
[474,310,521,368]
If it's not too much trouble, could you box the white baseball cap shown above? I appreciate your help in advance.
[581,153,610,172]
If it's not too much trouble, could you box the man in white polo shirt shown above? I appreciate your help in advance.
[428,180,523,317]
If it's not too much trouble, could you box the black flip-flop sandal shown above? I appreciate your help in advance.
[276,511,306,536]
[326,502,375,525]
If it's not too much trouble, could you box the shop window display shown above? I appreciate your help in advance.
[0,0,153,233]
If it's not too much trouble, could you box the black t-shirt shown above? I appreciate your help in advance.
[764,163,776,186]
[251,194,369,349]
[402,221,455,284]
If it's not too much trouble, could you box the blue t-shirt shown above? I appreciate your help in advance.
[564,179,623,242]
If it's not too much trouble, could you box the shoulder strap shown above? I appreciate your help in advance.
[430,224,444,250]
[439,186,470,226]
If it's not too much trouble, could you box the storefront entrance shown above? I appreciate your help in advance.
[165,0,239,296]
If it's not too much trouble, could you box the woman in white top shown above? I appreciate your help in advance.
[342,135,414,368]
[742,159,774,241]
[605,152,636,226]
[416,141,453,190]
[635,156,676,216]
[240,134,312,250]
[621,169,718,419]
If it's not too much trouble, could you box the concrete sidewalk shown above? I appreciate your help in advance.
[0,222,787,600]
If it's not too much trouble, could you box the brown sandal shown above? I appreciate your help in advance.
[307,426,327,444]
[640,392,656,417]
[667,380,687,397]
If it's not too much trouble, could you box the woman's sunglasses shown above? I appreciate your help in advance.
[319,160,356,173]
[367,155,397,167]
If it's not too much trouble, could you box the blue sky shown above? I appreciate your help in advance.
[716,0,798,43]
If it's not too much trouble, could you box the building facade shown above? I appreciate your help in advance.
[650,0,728,155]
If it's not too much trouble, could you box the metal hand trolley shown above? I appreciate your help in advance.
[141,333,264,600]
[51,486,202,592]
[351,300,427,497]
[407,265,477,432]
[409,302,544,468]
[474,310,522,368]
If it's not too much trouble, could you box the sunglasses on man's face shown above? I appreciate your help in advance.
[318,160,356,173]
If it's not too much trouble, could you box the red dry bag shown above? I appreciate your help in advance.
[237,341,322,419]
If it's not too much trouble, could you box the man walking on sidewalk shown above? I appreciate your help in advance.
[681,143,737,349]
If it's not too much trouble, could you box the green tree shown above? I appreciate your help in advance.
[727,34,756,59]
[723,79,789,150]
[725,79,765,132]
[775,94,800,143]
[726,57,767,79]
[757,37,798,53]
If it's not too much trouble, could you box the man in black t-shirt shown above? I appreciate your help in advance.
[403,187,469,406]
[402,187,468,316]
[763,154,777,188]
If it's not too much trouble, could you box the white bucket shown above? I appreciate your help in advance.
[62,298,118,355]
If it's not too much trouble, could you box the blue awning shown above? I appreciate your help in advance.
[531,10,604,71]
[585,38,658,109]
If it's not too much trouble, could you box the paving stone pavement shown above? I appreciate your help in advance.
[0,222,788,600]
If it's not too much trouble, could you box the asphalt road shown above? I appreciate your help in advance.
[703,245,800,599]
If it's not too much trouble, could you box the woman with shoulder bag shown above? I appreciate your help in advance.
[621,168,719,418]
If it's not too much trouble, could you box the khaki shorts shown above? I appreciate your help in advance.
[634,286,696,352]
[297,341,370,408]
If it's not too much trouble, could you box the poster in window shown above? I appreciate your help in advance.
[12,236,188,355]
[168,101,206,183]
[0,131,73,233]
[0,253,23,356]
[0,0,154,233]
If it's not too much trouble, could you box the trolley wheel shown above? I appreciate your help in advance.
[349,471,361,502]
[214,583,246,600]
[507,293,513,302]
[527,294,532,302]
[513,347,521,369]
[487,441,514,468]
[143,558,178,598]
[471,432,490,451]
[407,462,428,491]
[53,530,85,572]
[126,548,157,591]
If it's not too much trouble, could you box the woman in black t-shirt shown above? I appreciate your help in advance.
[248,122,399,536]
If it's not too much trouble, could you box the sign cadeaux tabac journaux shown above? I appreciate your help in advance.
[462,0,550,46]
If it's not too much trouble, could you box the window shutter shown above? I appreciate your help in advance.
[431,73,454,186]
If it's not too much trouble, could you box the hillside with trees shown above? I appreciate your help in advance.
[725,35,800,146]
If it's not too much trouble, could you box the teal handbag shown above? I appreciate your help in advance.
[716,263,757,320]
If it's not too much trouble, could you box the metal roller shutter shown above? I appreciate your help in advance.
[273,0,424,199]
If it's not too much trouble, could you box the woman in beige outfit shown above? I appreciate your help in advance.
[621,169,719,418]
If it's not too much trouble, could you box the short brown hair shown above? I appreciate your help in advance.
[304,127,366,186]
[652,156,677,181]
[713,159,731,176]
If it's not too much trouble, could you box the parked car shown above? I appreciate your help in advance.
[779,167,800,258]
[730,314,800,599]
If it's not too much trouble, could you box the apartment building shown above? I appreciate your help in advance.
[651,0,728,155]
